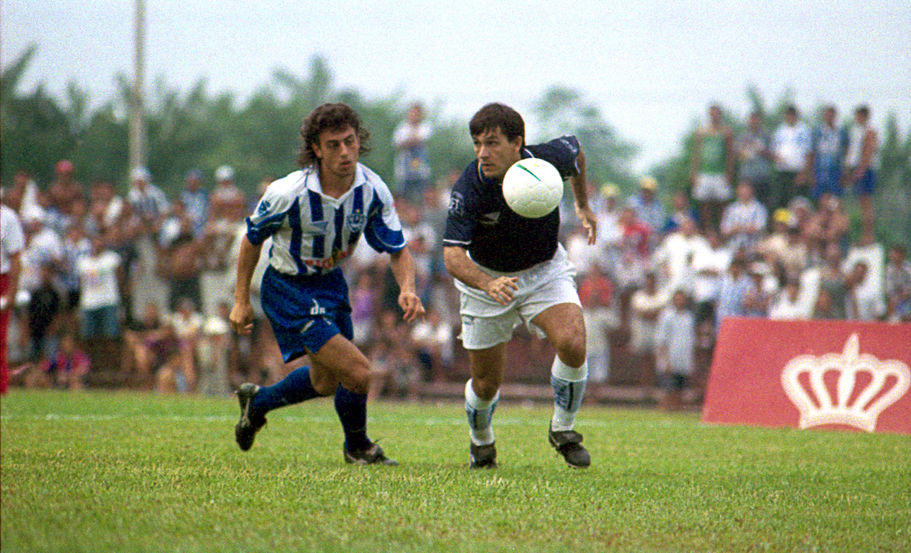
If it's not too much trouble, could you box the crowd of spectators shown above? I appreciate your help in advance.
[2,101,908,405]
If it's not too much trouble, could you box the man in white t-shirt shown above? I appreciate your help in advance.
[771,105,813,210]
[1,203,26,394]
[76,236,123,339]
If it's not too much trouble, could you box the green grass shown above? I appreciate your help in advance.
[2,390,909,553]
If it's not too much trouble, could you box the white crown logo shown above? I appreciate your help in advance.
[781,333,911,432]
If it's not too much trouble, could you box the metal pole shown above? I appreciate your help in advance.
[128,0,146,172]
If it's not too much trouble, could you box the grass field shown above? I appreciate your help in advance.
[2,390,909,553]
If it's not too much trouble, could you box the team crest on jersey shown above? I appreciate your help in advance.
[257,199,271,215]
[346,210,366,233]
[449,192,465,217]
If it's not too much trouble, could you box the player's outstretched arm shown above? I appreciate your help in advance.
[443,246,517,306]
[389,248,426,323]
[229,236,263,335]
[569,145,597,245]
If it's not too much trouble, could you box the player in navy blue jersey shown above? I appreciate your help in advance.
[443,103,598,468]
[230,103,425,465]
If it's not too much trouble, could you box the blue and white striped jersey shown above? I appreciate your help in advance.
[246,164,406,276]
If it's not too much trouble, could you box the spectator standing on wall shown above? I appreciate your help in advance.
[811,105,847,202]
[393,103,433,202]
[690,104,734,229]
[735,111,774,208]
[720,181,768,254]
[76,235,123,340]
[628,176,666,234]
[842,105,879,239]
[771,105,813,210]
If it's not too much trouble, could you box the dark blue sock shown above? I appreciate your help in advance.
[251,365,322,415]
[334,385,371,451]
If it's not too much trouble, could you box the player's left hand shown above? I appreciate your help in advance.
[398,292,426,323]
[575,203,597,245]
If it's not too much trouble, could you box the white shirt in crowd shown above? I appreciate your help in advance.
[772,122,812,172]
[1,205,25,275]
[76,250,121,310]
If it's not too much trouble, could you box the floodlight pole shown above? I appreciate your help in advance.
[128,0,147,172]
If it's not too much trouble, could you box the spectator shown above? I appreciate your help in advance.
[690,104,735,229]
[126,166,169,232]
[655,290,696,411]
[661,190,699,234]
[715,259,751,332]
[845,261,883,321]
[75,235,123,340]
[209,165,244,224]
[615,205,653,296]
[811,105,847,202]
[817,244,848,320]
[1,202,26,395]
[19,215,64,294]
[88,178,125,234]
[629,272,668,390]
[195,313,232,396]
[842,105,879,238]
[158,200,203,311]
[180,169,209,237]
[769,279,812,320]
[771,105,813,210]
[36,333,90,390]
[742,263,774,318]
[653,216,708,294]
[122,302,166,387]
[163,297,203,392]
[884,244,911,322]
[47,160,84,222]
[720,180,768,254]
[735,111,774,208]
[350,272,379,347]
[690,228,731,326]
[579,265,615,385]
[26,263,62,362]
[393,102,432,201]
[804,196,849,255]
[410,308,453,383]
[595,184,623,274]
[628,176,666,233]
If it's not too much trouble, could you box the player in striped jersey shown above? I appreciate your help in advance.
[230,103,425,465]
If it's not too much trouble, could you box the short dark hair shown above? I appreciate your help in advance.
[297,103,371,167]
[855,104,870,118]
[785,105,798,116]
[469,103,525,147]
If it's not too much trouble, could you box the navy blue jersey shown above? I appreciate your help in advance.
[443,136,581,272]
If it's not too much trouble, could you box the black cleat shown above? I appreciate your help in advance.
[469,441,497,469]
[548,424,591,468]
[344,442,398,466]
[234,383,266,451]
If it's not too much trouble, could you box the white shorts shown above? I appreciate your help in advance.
[692,173,731,202]
[455,244,581,350]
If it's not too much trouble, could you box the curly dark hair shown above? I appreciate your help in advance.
[297,103,371,167]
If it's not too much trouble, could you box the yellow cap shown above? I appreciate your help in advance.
[601,184,619,198]
[639,176,658,191]
[773,208,792,225]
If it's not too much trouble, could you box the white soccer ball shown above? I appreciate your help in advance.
[502,158,564,218]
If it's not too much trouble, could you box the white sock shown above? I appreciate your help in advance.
[551,357,587,432]
[465,379,498,446]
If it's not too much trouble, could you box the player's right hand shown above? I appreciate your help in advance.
[229,300,254,335]
[484,276,518,306]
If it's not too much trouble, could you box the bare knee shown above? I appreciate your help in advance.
[552,331,586,368]
[471,373,501,400]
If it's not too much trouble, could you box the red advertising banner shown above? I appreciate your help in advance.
[702,318,911,434]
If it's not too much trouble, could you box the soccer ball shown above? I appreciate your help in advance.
[502,158,564,218]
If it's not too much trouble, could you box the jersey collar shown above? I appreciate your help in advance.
[476,147,535,186]
[304,163,366,202]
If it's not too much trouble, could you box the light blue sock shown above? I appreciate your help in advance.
[551,358,587,431]
[465,379,499,446]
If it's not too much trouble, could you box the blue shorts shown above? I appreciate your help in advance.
[259,267,353,362]
[851,168,876,197]
[813,168,843,200]
[80,305,120,339]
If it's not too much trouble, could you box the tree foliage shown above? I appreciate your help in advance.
[1,50,638,201]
